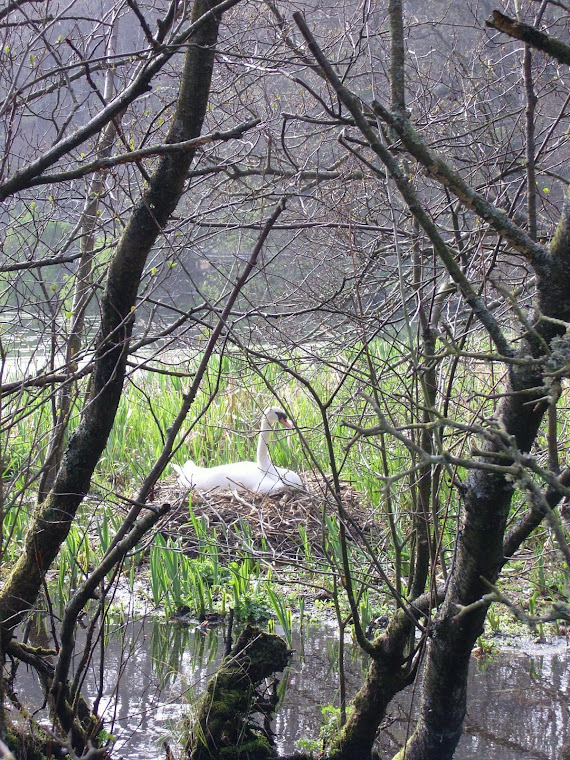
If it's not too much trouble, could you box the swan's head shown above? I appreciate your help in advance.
[263,406,294,429]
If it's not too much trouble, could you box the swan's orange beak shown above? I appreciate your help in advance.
[277,413,294,428]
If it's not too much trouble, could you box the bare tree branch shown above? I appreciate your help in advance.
[371,99,552,273]
[24,119,261,187]
[486,10,570,66]
[293,11,513,357]
[0,0,243,202]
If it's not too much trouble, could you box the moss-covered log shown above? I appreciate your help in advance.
[185,626,291,760]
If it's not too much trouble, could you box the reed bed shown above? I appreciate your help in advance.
[3,340,562,633]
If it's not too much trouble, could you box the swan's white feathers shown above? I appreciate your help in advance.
[173,460,302,493]
[173,407,302,494]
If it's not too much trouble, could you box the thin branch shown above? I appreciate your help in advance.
[102,198,287,555]
[0,252,84,273]
[504,467,570,558]
[0,0,244,202]
[371,100,552,274]
[25,118,261,187]
[51,503,170,698]
[126,0,158,50]
[454,584,570,627]
[0,0,46,23]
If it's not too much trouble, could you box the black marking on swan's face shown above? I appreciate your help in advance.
[269,407,293,428]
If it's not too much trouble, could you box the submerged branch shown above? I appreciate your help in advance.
[185,626,291,760]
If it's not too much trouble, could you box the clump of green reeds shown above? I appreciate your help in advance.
[4,337,534,634]
[148,532,278,625]
[57,524,91,604]
[147,505,299,631]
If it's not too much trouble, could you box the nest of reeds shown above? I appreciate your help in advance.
[152,472,377,561]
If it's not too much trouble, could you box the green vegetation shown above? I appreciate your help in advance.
[297,704,355,755]
[2,344,562,649]
[1,341,565,760]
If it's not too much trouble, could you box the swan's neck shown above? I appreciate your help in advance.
[256,414,273,471]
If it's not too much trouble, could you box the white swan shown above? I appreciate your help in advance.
[173,406,303,494]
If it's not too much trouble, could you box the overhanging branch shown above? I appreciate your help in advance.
[0,0,243,202]
[26,119,261,187]
[486,10,570,66]
[371,100,552,275]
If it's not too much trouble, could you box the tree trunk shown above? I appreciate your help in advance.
[38,19,120,503]
[394,196,570,760]
[185,626,291,760]
[293,11,570,760]
[0,0,229,649]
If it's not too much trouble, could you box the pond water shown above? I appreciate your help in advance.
[21,617,569,759]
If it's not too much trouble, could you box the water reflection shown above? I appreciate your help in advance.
[18,617,570,759]
[462,649,569,760]
[93,618,224,755]
[373,642,569,760]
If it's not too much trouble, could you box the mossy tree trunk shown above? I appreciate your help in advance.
[185,626,291,760]
[294,11,570,760]
[392,198,570,760]
[0,0,235,656]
